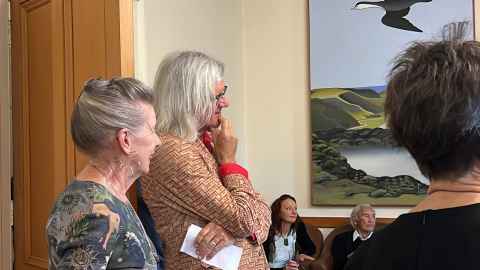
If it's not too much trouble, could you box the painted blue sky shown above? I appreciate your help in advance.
[309,0,474,90]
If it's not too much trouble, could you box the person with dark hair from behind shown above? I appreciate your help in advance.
[263,194,316,270]
[331,204,375,270]
[345,21,480,270]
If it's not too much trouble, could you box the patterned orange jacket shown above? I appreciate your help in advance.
[141,133,271,270]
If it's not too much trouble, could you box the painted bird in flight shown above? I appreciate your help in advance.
[352,0,433,32]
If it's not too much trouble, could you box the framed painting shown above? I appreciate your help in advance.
[309,0,475,206]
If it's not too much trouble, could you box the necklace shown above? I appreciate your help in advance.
[280,233,289,246]
[88,161,128,202]
[89,160,112,180]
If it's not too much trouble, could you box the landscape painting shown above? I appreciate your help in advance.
[309,0,474,206]
[311,85,429,205]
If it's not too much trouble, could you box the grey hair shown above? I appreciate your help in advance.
[350,204,374,228]
[153,51,224,141]
[71,77,154,156]
[441,21,470,42]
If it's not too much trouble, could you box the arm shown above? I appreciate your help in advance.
[221,169,271,243]
[331,234,348,270]
[262,236,272,262]
[143,138,271,240]
[47,209,114,269]
[344,242,369,270]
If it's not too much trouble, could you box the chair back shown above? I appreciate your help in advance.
[310,222,389,270]
[305,223,325,258]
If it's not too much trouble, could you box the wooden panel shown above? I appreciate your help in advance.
[71,0,136,206]
[71,0,134,173]
[25,0,54,262]
[0,0,13,269]
[12,0,70,269]
[12,0,135,269]
[302,216,395,229]
[71,0,107,172]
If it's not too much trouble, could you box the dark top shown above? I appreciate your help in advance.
[46,180,158,269]
[263,220,316,263]
[332,230,371,270]
[345,203,480,270]
[137,181,165,270]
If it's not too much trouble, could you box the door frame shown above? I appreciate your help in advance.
[0,0,12,269]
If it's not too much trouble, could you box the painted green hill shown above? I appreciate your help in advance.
[311,88,385,130]
[348,88,381,98]
[339,92,383,113]
[310,99,359,131]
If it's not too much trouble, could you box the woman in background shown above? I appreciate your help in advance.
[263,194,316,270]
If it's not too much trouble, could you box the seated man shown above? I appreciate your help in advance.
[332,204,376,270]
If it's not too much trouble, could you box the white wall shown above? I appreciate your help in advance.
[241,1,409,218]
[135,0,410,218]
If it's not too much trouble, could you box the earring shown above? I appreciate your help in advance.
[128,166,134,178]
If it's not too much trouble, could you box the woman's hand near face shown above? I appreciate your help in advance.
[194,222,234,260]
[211,117,237,164]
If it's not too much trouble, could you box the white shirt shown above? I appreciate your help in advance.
[269,231,296,268]
[353,230,373,242]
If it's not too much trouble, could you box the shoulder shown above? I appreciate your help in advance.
[295,221,309,238]
[47,181,125,252]
[47,181,122,235]
[48,181,95,219]
[148,133,214,180]
[334,230,353,241]
[150,133,204,167]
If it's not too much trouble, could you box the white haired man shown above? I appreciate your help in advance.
[331,204,376,270]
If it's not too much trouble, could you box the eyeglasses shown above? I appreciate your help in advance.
[215,85,228,101]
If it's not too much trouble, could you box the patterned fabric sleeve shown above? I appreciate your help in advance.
[222,174,271,244]
[144,137,271,241]
[47,202,120,269]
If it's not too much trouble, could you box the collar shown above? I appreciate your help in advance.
[200,131,214,153]
[353,230,373,241]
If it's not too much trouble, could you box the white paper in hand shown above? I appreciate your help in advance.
[180,224,243,270]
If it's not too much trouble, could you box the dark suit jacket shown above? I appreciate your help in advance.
[332,230,371,270]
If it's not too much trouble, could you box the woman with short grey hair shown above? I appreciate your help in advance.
[141,51,271,270]
[46,77,161,269]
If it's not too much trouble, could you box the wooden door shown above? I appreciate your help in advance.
[10,0,134,269]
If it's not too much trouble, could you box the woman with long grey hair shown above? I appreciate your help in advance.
[46,77,161,269]
[140,51,271,269]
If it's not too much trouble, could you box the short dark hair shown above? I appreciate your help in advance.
[385,22,480,180]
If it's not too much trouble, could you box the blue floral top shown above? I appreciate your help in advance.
[46,180,158,269]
